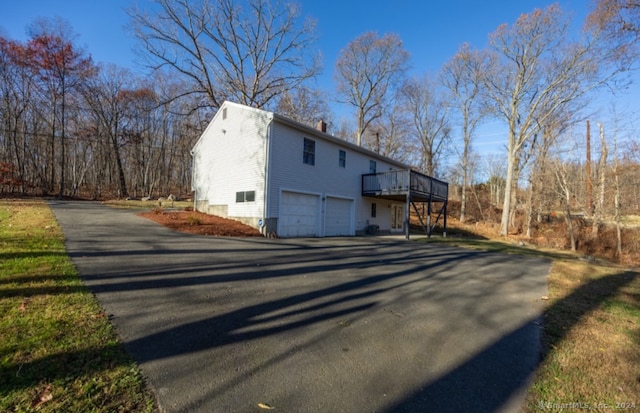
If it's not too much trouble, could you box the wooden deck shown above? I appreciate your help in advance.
[361,170,448,202]
[362,170,448,238]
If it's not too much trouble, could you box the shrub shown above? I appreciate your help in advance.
[187,214,202,226]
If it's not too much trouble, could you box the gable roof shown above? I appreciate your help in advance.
[195,101,411,170]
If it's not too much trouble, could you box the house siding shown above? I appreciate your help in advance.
[267,120,403,234]
[192,101,414,237]
[191,102,269,226]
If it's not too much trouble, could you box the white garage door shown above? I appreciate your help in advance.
[279,191,320,237]
[325,197,353,236]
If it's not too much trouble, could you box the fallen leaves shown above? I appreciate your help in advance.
[258,402,275,409]
[31,384,53,408]
[139,210,262,237]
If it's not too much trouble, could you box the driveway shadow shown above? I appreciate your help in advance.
[45,201,578,413]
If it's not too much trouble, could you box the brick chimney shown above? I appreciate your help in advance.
[316,119,327,133]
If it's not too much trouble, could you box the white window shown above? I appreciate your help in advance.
[303,138,315,165]
[339,150,346,168]
[236,190,255,202]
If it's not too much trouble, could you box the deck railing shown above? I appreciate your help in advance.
[362,170,448,201]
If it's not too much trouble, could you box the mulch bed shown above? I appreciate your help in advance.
[138,210,262,237]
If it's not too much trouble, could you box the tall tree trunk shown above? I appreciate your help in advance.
[613,128,622,258]
[564,202,576,252]
[585,120,593,216]
[58,84,66,198]
[500,124,518,236]
[110,122,128,198]
[500,161,514,235]
[49,95,57,195]
[460,134,468,223]
[526,176,534,238]
[592,123,608,238]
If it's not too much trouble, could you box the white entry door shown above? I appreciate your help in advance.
[391,204,404,232]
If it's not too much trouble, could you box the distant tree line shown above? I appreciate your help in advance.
[1,0,639,243]
[0,18,205,199]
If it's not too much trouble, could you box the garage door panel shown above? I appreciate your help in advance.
[279,191,320,237]
[325,197,353,236]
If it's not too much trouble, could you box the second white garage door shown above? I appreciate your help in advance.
[279,191,320,237]
[325,196,354,236]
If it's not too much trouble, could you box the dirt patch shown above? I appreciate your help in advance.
[139,209,262,237]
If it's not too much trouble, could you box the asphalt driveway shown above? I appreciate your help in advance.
[50,201,549,413]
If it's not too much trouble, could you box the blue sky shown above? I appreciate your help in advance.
[1,0,636,157]
[0,0,591,80]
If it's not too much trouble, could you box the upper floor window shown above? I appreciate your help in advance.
[369,160,377,174]
[339,150,346,168]
[222,107,227,120]
[303,138,315,165]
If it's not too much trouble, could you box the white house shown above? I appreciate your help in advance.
[191,101,448,238]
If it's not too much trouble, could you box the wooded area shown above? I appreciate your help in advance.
[0,17,209,199]
[1,0,639,251]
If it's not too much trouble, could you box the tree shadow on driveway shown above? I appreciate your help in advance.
[46,201,638,412]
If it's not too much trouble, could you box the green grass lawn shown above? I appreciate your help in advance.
[0,199,157,413]
[419,236,640,410]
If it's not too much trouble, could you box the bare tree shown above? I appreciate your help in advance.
[275,86,332,128]
[334,32,409,146]
[26,17,94,197]
[82,64,139,198]
[588,0,640,43]
[364,96,412,162]
[552,157,579,252]
[402,75,451,177]
[484,156,507,208]
[484,4,603,236]
[441,43,489,223]
[0,36,35,193]
[612,124,623,257]
[591,122,608,237]
[128,0,320,110]
[525,99,580,237]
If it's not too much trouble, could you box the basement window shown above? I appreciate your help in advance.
[236,190,255,203]
[303,138,315,165]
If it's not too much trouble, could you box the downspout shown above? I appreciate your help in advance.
[190,149,197,211]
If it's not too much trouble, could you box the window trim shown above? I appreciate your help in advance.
[303,138,315,166]
[235,190,256,203]
[339,150,346,168]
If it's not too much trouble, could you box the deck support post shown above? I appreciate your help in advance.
[427,196,432,238]
[443,201,447,237]
[405,194,411,240]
